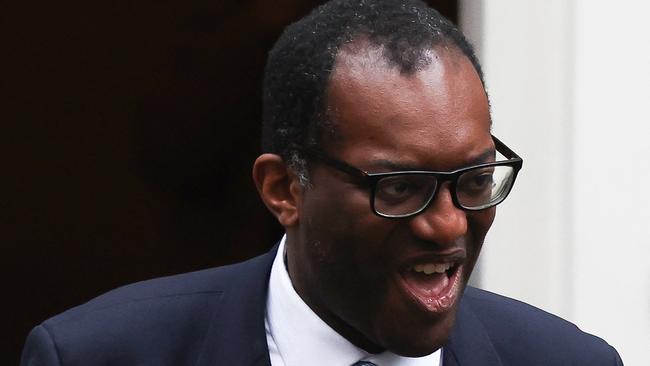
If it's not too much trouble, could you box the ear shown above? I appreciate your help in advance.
[252,153,303,227]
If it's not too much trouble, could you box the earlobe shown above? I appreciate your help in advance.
[252,154,302,227]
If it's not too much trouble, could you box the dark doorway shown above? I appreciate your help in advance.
[4,1,458,362]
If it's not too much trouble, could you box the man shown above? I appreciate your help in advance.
[21,0,623,365]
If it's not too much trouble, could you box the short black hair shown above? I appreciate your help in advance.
[262,0,484,178]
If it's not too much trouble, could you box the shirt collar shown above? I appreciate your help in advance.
[266,235,442,366]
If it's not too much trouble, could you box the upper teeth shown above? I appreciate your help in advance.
[412,263,453,275]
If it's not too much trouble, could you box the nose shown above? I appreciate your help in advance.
[409,183,468,246]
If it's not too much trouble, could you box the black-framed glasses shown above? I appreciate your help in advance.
[301,135,523,218]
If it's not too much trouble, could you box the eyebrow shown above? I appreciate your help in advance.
[364,148,496,173]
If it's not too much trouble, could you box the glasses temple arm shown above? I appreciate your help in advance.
[492,135,522,160]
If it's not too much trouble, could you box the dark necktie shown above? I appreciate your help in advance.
[352,362,377,366]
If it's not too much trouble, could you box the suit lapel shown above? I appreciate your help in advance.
[442,290,503,366]
[195,245,279,366]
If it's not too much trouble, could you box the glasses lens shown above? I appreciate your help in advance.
[457,165,515,209]
[374,174,438,217]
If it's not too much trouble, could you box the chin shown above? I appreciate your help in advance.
[386,334,448,358]
[376,305,458,357]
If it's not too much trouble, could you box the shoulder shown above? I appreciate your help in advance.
[47,252,268,327]
[461,287,623,365]
[21,251,275,366]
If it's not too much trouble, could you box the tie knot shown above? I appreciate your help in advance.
[352,362,377,366]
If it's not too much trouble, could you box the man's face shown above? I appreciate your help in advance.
[285,45,495,356]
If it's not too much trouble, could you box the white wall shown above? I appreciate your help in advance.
[460,1,650,364]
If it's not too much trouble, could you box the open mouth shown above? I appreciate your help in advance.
[399,261,463,313]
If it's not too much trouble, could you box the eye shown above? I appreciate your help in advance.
[472,173,494,188]
[460,169,494,194]
[375,176,426,203]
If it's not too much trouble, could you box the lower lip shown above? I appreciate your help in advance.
[398,265,463,314]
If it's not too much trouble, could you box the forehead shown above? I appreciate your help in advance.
[324,44,492,170]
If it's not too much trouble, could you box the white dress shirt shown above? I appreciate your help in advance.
[265,235,442,366]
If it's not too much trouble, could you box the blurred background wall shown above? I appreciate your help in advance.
[3,0,455,363]
[461,1,650,364]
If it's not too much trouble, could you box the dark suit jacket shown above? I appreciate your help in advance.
[21,246,623,365]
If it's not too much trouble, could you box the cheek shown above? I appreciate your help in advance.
[297,173,399,283]
[476,207,496,237]
[298,196,358,269]
[466,208,496,262]
[299,198,392,288]
[300,179,381,246]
